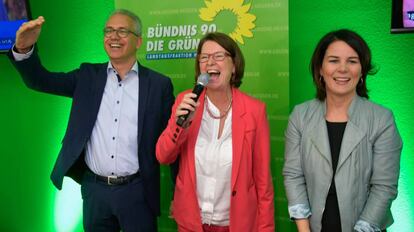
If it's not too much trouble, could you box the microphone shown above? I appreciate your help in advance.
[176,73,210,127]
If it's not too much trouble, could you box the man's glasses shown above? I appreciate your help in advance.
[198,51,231,63]
[103,27,139,38]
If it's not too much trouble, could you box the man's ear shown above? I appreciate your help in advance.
[136,36,143,49]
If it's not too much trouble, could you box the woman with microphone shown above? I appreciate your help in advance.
[156,32,274,232]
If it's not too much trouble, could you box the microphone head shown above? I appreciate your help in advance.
[197,73,210,86]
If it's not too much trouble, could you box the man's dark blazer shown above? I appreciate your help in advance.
[8,49,174,216]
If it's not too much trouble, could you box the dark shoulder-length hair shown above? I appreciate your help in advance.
[310,29,377,100]
[195,32,245,88]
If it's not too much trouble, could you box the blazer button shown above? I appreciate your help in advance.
[173,133,177,138]
[175,128,180,133]
[232,191,236,196]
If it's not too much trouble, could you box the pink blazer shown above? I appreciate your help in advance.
[156,88,274,232]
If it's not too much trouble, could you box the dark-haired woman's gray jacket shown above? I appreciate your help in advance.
[283,96,402,232]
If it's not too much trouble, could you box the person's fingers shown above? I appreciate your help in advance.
[174,93,201,118]
[33,16,45,26]
[176,103,195,116]
[20,16,45,31]
[181,93,197,107]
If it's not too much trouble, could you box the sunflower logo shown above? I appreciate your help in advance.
[199,0,256,44]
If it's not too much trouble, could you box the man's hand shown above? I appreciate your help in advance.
[15,16,45,53]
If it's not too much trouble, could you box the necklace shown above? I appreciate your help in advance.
[205,96,232,119]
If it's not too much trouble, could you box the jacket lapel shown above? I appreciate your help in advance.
[138,63,149,146]
[336,121,364,170]
[231,89,245,189]
[188,91,206,188]
[309,96,366,172]
[337,96,365,170]
[310,119,332,167]
[91,64,109,119]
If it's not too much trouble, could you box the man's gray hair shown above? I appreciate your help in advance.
[109,9,142,37]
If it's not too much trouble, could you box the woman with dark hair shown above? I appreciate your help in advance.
[156,32,274,232]
[283,29,402,232]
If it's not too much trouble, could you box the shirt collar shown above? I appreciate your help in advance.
[106,61,139,76]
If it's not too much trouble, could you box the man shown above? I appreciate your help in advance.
[8,9,174,232]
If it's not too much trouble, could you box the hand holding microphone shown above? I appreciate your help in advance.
[176,73,210,127]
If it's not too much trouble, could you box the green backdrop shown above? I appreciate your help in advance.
[0,1,113,231]
[0,0,412,231]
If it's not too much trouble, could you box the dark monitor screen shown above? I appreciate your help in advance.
[392,0,414,33]
[0,0,31,52]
